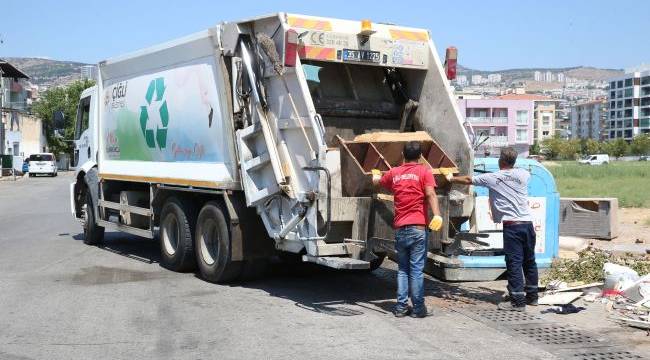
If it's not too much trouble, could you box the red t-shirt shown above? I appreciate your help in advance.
[379,163,436,228]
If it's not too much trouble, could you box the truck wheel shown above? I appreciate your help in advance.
[160,197,196,272]
[83,192,105,245]
[195,201,242,283]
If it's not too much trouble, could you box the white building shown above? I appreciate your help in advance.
[80,65,97,81]
[471,74,484,85]
[487,73,502,84]
[534,71,542,81]
[556,73,565,83]
[607,66,650,140]
[455,75,468,86]
[544,71,554,83]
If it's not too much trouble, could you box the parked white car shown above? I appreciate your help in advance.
[578,154,610,165]
[28,153,58,177]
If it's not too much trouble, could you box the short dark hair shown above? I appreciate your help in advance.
[499,147,518,167]
[403,141,422,161]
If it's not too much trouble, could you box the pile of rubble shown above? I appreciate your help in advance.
[540,248,649,331]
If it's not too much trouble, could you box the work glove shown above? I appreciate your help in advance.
[428,215,443,232]
[371,169,382,183]
[439,168,454,182]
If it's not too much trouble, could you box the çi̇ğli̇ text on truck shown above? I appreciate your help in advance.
[68,13,473,282]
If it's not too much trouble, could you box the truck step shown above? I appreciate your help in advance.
[239,122,262,140]
[302,255,370,270]
[242,152,271,172]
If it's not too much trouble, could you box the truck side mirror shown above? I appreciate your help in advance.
[53,110,65,130]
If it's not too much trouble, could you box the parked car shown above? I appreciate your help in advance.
[28,153,58,177]
[639,156,649,161]
[578,154,610,165]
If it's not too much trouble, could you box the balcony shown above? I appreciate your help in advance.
[478,135,508,147]
[466,116,508,125]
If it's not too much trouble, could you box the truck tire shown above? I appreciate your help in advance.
[83,192,105,245]
[160,197,196,272]
[195,201,242,283]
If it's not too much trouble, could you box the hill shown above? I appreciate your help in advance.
[3,57,91,88]
[457,65,623,83]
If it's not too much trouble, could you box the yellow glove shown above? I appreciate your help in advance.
[439,168,454,182]
[371,169,382,183]
[429,215,443,232]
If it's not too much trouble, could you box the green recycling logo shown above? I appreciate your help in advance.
[139,77,169,149]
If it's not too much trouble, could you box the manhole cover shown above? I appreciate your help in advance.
[508,324,602,349]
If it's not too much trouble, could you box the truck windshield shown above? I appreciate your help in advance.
[29,154,53,161]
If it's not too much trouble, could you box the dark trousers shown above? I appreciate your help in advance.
[503,223,538,306]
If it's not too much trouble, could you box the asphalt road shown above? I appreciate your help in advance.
[0,173,558,360]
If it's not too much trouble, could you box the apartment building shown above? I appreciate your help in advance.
[607,66,650,140]
[496,94,559,143]
[570,99,608,140]
[456,98,534,156]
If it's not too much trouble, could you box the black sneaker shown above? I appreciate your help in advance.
[410,308,433,318]
[526,298,539,306]
[497,302,526,312]
[393,307,412,318]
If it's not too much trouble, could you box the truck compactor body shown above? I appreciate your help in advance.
[69,13,473,282]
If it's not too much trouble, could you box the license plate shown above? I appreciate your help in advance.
[342,49,381,63]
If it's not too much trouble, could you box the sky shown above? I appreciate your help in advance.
[1,0,648,71]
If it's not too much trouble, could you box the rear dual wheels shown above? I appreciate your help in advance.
[195,202,242,283]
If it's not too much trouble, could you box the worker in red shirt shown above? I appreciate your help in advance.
[372,141,443,318]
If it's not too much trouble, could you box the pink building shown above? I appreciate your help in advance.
[456,98,535,157]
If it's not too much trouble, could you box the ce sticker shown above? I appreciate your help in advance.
[310,32,325,45]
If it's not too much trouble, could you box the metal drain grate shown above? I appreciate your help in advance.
[509,324,601,348]
[567,349,643,360]
[473,309,544,323]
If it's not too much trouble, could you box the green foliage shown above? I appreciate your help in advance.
[558,139,581,160]
[529,141,540,155]
[605,138,630,159]
[542,248,649,285]
[541,137,563,159]
[548,161,650,207]
[630,134,650,156]
[581,138,601,155]
[32,79,95,155]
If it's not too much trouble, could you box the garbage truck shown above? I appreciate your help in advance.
[69,13,475,282]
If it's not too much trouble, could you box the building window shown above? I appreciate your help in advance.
[634,77,641,86]
[610,131,616,138]
[624,88,633,97]
[516,110,529,125]
[625,119,632,127]
[610,91,616,98]
[642,76,650,86]
[617,111,623,118]
[617,120,623,128]
[618,80,624,88]
[625,109,633,118]
[610,110,615,118]
[542,114,551,126]
[625,130,633,138]
[625,99,632,107]
[516,128,528,142]
[617,100,623,108]
[542,131,549,136]
[625,78,633,87]
[609,121,616,128]
[610,81,616,89]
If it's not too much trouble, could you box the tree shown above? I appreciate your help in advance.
[630,134,650,156]
[541,137,563,160]
[32,79,95,156]
[583,138,601,155]
[605,138,629,159]
[559,139,581,160]
[529,141,540,155]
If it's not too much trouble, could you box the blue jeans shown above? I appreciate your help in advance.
[503,223,538,306]
[395,226,427,313]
